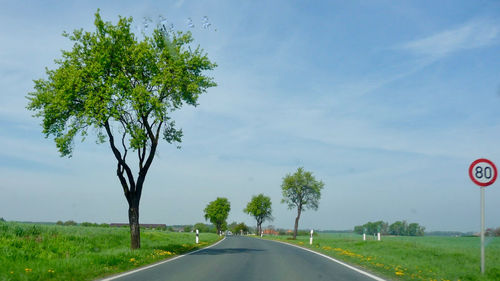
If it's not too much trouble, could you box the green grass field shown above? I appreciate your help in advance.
[265,233,500,281]
[0,221,221,281]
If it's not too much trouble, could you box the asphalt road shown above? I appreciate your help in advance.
[103,236,385,281]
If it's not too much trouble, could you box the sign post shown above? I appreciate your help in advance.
[469,158,497,275]
[310,229,314,245]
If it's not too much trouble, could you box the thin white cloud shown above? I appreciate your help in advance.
[400,19,500,59]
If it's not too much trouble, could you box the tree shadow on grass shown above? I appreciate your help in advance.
[191,248,265,255]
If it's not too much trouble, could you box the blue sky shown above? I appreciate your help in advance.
[1,0,500,232]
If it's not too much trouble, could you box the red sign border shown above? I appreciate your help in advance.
[469,158,497,187]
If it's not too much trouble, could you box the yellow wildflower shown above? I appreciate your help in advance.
[25,268,32,273]
[129,258,136,262]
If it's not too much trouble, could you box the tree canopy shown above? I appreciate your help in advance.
[354,221,389,235]
[389,221,425,236]
[26,11,216,249]
[231,222,249,235]
[244,194,273,235]
[281,167,324,239]
[204,197,231,234]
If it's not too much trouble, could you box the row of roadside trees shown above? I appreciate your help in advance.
[202,167,325,239]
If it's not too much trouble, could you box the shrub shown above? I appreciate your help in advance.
[64,220,77,226]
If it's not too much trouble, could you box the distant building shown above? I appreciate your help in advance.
[110,223,166,229]
[263,229,279,235]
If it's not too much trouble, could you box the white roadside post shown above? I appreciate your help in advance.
[261,231,263,238]
[196,229,199,244]
[377,232,381,241]
[363,233,366,241]
[310,229,314,245]
[469,158,497,275]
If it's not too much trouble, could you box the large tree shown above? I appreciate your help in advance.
[244,194,273,236]
[204,197,231,234]
[26,11,216,249]
[281,167,324,239]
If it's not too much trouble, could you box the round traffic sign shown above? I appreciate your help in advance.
[469,159,497,187]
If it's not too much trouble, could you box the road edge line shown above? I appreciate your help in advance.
[264,238,387,281]
[99,237,226,281]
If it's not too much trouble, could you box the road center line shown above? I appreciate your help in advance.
[99,237,227,281]
[263,238,387,281]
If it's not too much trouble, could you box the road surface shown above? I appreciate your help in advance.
[103,236,385,281]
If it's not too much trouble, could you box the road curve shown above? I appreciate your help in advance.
[101,236,385,281]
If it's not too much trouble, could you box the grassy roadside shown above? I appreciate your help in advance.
[0,221,221,281]
[263,233,500,281]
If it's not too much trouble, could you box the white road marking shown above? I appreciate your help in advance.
[99,237,227,281]
[266,238,388,281]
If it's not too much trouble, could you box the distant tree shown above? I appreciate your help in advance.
[354,225,364,235]
[26,11,216,249]
[389,220,425,236]
[244,194,273,235]
[63,220,77,226]
[408,223,425,236]
[277,228,287,235]
[183,225,193,232]
[0,217,5,222]
[281,167,324,239]
[204,197,231,234]
[233,222,249,235]
[56,220,63,225]
[354,221,388,235]
[389,221,407,236]
[227,221,238,233]
[194,222,210,233]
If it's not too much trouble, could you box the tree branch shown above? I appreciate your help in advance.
[116,163,131,204]
[104,120,136,193]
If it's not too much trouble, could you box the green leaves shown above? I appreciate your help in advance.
[27,11,217,157]
[280,167,325,211]
[204,198,231,232]
[244,194,273,223]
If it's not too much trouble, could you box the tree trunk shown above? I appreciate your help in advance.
[128,198,140,249]
[293,208,301,240]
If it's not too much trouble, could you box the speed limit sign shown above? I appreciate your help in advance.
[469,158,497,187]
[469,158,496,275]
